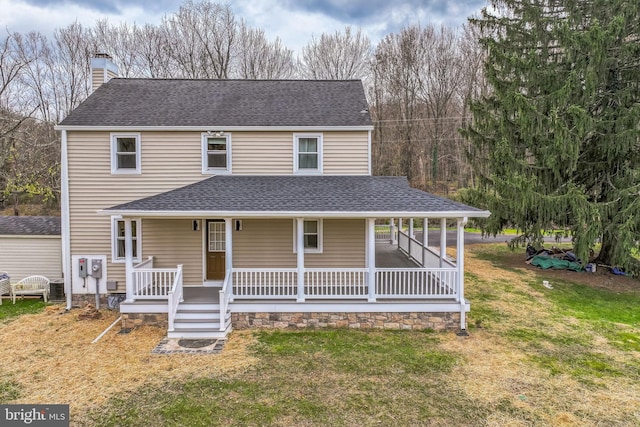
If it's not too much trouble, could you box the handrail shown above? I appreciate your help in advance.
[218,269,233,331]
[134,256,154,269]
[167,264,183,332]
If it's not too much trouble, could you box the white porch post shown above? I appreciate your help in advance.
[456,217,468,331]
[409,218,415,239]
[367,218,376,302]
[124,218,134,301]
[439,218,447,268]
[390,218,397,245]
[398,218,403,236]
[422,218,429,267]
[224,218,233,299]
[296,218,305,302]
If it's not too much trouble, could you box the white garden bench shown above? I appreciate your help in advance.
[0,272,10,305]
[10,275,50,304]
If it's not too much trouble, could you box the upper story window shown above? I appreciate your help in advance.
[294,133,323,174]
[110,133,141,174]
[202,133,232,174]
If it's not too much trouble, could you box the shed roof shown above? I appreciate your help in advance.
[103,176,489,218]
[59,79,372,128]
[0,216,61,236]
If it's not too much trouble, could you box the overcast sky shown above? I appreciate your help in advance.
[0,0,487,53]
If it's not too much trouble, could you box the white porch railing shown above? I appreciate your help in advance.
[375,224,392,241]
[304,268,368,298]
[232,267,457,300]
[233,268,298,298]
[218,270,233,331]
[167,264,183,332]
[424,247,441,268]
[132,257,180,299]
[133,268,178,298]
[398,230,456,269]
[376,268,457,298]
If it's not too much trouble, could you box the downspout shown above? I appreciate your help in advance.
[457,217,468,334]
[61,130,72,310]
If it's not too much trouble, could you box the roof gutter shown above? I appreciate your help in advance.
[54,125,374,132]
[97,209,491,219]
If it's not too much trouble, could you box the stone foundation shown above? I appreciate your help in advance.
[231,312,462,331]
[121,313,168,329]
[71,294,109,308]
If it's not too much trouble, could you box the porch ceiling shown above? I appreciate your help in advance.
[100,176,490,219]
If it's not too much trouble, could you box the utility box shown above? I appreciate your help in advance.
[49,278,65,301]
[91,259,103,279]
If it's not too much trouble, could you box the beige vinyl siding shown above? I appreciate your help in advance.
[0,236,62,280]
[233,219,296,268]
[306,219,365,267]
[142,220,202,285]
[231,131,369,175]
[323,132,369,175]
[67,129,370,290]
[231,132,293,174]
[68,131,207,290]
[232,219,365,268]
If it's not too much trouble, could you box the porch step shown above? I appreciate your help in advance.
[168,301,231,339]
[167,327,230,339]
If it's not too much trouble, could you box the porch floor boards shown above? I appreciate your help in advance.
[183,286,220,304]
[376,241,421,268]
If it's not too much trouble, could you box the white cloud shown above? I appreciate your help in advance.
[0,0,484,52]
[0,0,166,37]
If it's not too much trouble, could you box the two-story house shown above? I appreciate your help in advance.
[56,56,489,339]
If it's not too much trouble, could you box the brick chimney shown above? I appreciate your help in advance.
[90,53,119,92]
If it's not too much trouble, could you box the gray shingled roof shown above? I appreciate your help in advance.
[105,176,487,216]
[59,79,372,128]
[0,216,61,236]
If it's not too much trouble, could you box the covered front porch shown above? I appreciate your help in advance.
[118,215,469,338]
[103,175,489,338]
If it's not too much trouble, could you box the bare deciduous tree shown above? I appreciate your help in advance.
[162,0,237,79]
[237,23,296,79]
[301,26,372,80]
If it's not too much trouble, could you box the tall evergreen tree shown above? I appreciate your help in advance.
[462,0,640,272]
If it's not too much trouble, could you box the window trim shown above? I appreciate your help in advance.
[201,132,232,174]
[293,218,323,254]
[293,133,323,174]
[110,133,141,174]
[111,217,142,263]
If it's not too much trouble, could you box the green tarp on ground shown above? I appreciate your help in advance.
[530,255,584,272]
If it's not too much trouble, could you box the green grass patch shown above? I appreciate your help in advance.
[606,330,640,352]
[254,329,456,375]
[0,379,22,403]
[531,351,623,381]
[0,299,47,322]
[537,279,640,325]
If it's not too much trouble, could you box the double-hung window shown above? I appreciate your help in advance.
[111,133,141,174]
[294,134,322,174]
[202,133,231,174]
[112,218,141,262]
[293,219,323,253]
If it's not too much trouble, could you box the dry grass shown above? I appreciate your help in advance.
[0,306,257,420]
